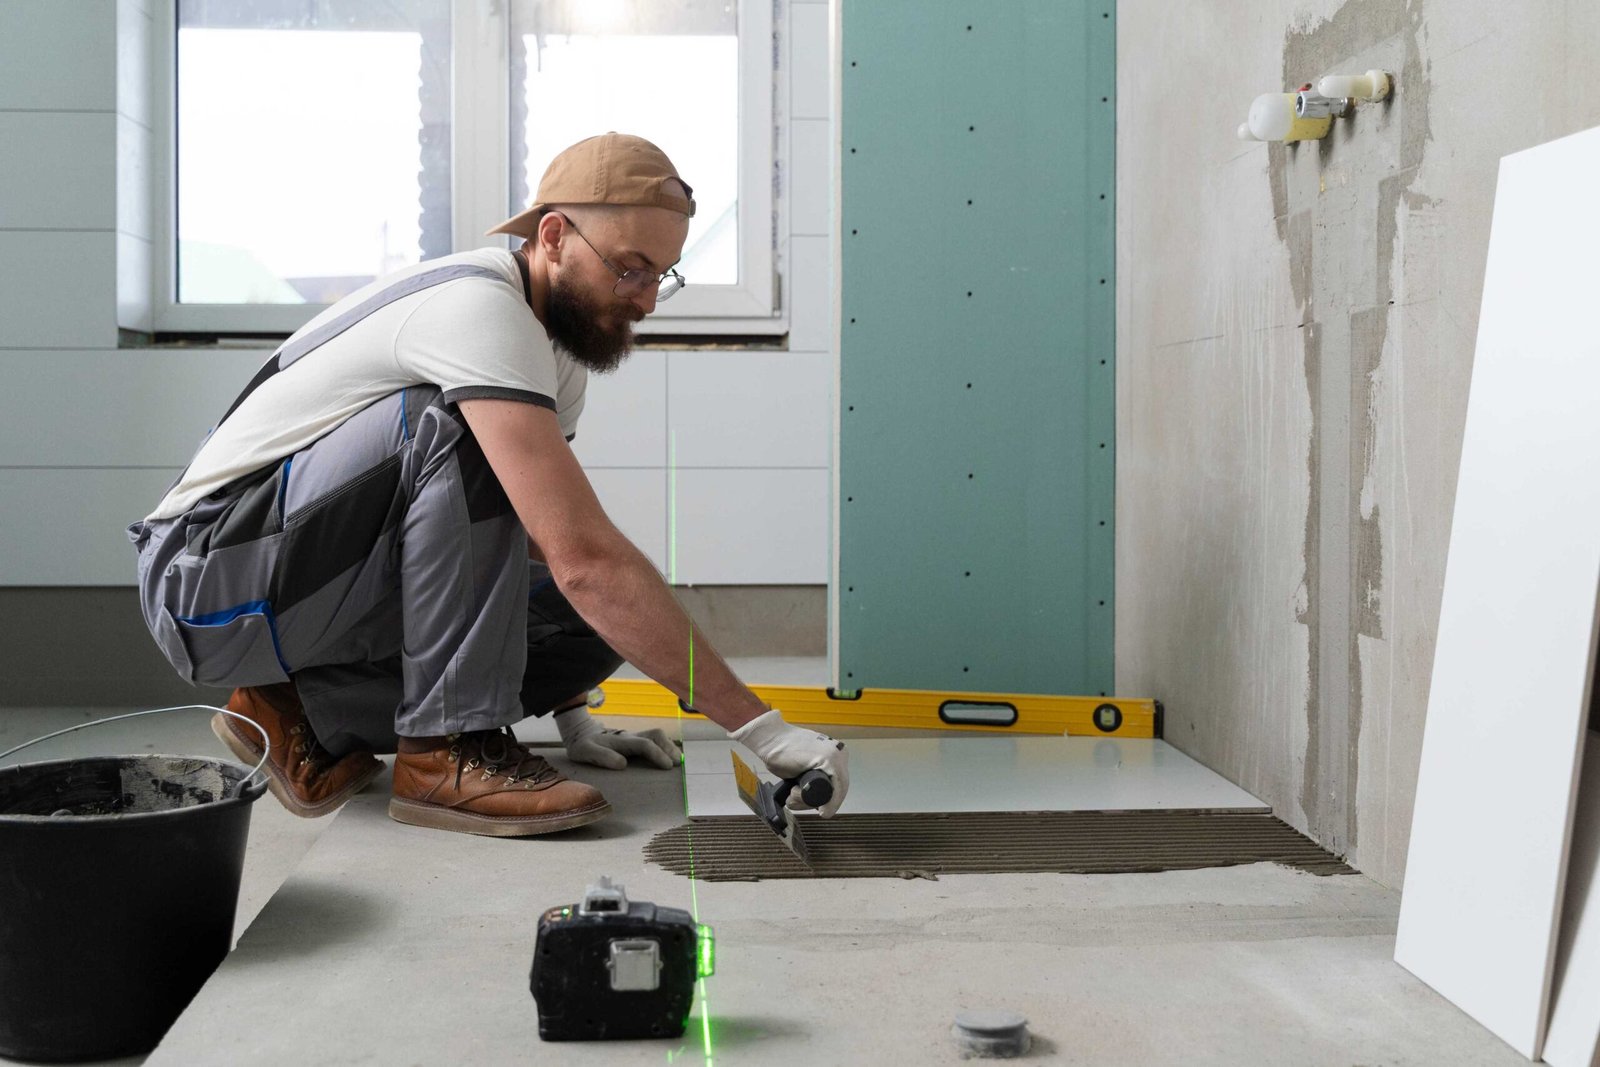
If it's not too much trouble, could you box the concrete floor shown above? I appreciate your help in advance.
[0,659,1525,1065]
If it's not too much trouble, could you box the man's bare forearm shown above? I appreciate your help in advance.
[557,542,769,732]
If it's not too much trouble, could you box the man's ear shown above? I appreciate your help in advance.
[536,211,565,263]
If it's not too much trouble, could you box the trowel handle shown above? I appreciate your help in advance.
[771,769,834,812]
[797,769,834,807]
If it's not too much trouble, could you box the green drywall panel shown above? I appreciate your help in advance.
[836,0,1115,695]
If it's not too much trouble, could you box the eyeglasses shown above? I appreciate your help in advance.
[554,212,687,302]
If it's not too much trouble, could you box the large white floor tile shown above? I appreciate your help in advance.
[684,736,1268,817]
[1395,123,1600,1061]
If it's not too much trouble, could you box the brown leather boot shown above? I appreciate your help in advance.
[389,726,610,837]
[212,681,385,818]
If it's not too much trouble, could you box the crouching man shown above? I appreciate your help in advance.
[126,133,848,836]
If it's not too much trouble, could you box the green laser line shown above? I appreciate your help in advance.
[678,795,715,1061]
[698,977,713,1060]
[677,624,713,1063]
[668,429,677,584]
[668,427,709,1060]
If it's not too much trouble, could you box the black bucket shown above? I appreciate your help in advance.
[0,708,268,1062]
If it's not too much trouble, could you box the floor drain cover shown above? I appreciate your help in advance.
[953,1010,1031,1058]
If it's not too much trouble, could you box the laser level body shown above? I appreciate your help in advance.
[530,877,713,1042]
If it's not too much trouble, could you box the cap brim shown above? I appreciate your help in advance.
[485,204,544,239]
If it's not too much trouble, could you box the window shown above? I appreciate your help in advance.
[156,0,777,336]
[173,2,451,309]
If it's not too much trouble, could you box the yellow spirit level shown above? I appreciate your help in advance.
[589,680,1161,738]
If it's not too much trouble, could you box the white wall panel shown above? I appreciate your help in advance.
[785,234,831,352]
[116,0,153,129]
[667,350,829,468]
[789,118,830,237]
[586,468,668,575]
[789,2,830,121]
[116,114,151,240]
[670,468,828,583]
[0,0,117,111]
[0,113,116,230]
[118,233,153,334]
[0,349,262,467]
[568,350,666,468]
[0,467,177,584]
[0,232,119,349]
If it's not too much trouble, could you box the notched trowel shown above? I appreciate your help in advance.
[729,750,834,866]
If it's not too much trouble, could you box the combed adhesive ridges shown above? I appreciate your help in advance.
[644,810,1352,881]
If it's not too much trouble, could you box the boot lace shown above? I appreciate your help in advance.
[449,726,560,791]
[288,722,331,777]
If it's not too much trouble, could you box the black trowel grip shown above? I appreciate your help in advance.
[774,769,834,810]
[798,769,834,808]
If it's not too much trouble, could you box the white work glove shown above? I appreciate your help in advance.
[728,708,849,817]
[553,704,680,770]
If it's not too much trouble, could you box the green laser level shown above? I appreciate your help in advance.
[530,877,713,1041]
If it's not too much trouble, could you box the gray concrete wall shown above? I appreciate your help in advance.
[1116,0,1600,888]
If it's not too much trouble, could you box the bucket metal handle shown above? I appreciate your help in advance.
[0,704,272,800]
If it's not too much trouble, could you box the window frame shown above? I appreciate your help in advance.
[151,0,780,338]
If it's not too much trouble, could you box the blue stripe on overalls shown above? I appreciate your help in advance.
[176,600,292,675]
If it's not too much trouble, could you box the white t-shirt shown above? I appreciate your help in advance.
[146,248,585,521]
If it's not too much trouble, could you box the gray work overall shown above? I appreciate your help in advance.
[126,265,623,755]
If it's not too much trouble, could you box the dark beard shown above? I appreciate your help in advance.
[545,273,640,374]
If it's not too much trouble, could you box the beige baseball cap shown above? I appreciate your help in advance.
[485,132,695,240]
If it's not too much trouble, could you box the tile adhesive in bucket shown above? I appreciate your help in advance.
[0,706,269,1063]
[644,811,1352,881]
[2,755,250,815]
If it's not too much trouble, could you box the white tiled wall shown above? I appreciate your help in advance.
[0,0,836,587]
[0,232,121,349]
[0,468,179,585]
[0,113,117,229]
[0,0,117,110]
[587,468,670,574]
[0,350,266,466]
[671,468,831,583]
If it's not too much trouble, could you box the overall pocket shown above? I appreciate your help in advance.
[172,603,291,688]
